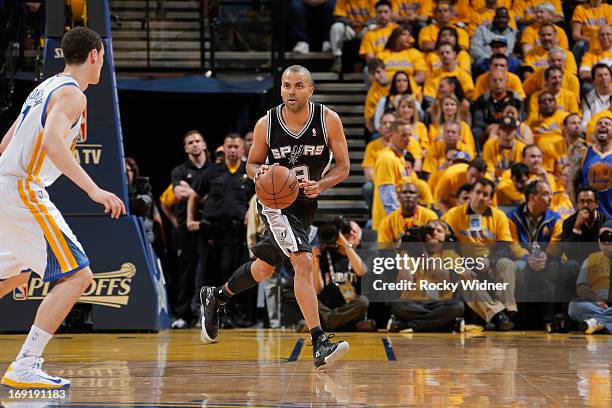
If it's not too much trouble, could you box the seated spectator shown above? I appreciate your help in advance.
[313,218,376,332]
[473,54,526,100]
[330,0,375,71]
[467,0,518,36]
[571,0,612,63]
[377,182,438,243]
[377,25,426,85]
[470,7,518,66]
[482,116,526,180]
[434,157,488,214]
[456,182,473,205]
[513,0,563,27]
[386,220,465,332]
[524,25,578,75]
[397,95,429,151]
[523,50,581,96]
[404,151,435,208]
[475,37,523,76]
[442,178,518,330]
[578,116,612,218]
[472,70,525,145]
[374,71,419,129]
[495,163,530,206]
[508,179,570,329]
[425,76,471,124]
[526,92,568,172]
[520,2,568,56]
[579,25,612,83]
[364,59,391,135]
[568,221,612,334]
[527,67,580,122]
[551,165,575,221]
[359,0,398,62]
[492,104,533,145]
[418,2,470,52]
[427,94,476,155]
[562,187,610,265]
[288,0,335,54]
[391,0,432,26]
[583,64,612,126]
[426,26,471,74]
[422,120,475,179]
[362,112,397,210]
[423,42,475,101]
[499,144,558,192]
[372,118,412,230]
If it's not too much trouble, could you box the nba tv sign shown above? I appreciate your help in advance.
[13,263,136,308]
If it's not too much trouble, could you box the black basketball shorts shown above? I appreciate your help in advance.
[250,199,317,269]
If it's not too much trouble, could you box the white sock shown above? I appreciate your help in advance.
[16,325,52,360]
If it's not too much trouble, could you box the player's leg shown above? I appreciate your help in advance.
[0,271,30,298]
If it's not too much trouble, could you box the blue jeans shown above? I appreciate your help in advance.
[569,300,612,332]
[288,0,335,44]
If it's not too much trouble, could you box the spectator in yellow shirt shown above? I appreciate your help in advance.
[579,25,612,82]
[391,0,432,25]
[423,120,474,179]
[527,67,580,122]
[423,42,475,100]
[362,112,396,210]
[500,144,559,193]
[467,1,518,36]
[372,118,411,229]
[551,164,575,221]
[377,25,426,85]
[426,76,472,125]
[513,0,564,26]
[374,71,421,129]
[426,26,472,74]
[359,0,398,61]
[397,94,429,151]
[524,24,578,75]
[527,91,566,139]
[442,178,518,330]
[377,182,438,243]
[572,0,612,60]
[403,151,434,208]
[495,163,530,206]
[427,94,476,155]
[473,54,526,100]
[456,182,473,206]
[330,0,376,71]
[418,3,470,52]
[435,157,489,214]
[523,50,581,96]
[520,2,569,56]
[364,59,391,134]
[483,116,527,180]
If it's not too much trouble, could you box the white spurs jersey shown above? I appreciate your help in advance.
[0,74,83,187]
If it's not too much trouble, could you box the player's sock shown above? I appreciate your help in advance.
[16,325,52,360]
[310,326,325,344]
[215,261,256,305]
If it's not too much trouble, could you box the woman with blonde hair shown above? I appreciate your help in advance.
[397,94,429,152]
[428,93,476,156]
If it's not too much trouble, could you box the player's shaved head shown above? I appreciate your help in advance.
[282,65,313,86]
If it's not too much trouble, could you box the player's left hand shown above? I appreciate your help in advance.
[299,179,321,198]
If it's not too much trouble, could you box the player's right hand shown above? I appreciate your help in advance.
[89,187,126,219]
[254,163,278,181]
[187,220,200,231]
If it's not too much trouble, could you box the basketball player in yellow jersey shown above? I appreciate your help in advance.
[0,27,125,389]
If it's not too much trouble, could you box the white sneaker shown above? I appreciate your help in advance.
[1,357,70,390]
[322,41,332,52]
[292,41,310,54]
[581,318,605,334]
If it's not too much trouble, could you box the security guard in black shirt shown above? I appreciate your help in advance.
[187,134,255,317]
[170,130,210,328]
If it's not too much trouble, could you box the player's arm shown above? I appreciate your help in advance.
[42,87,125,218]
[246,115,276,181]
[0,117,19,154]
[302,108,350,198]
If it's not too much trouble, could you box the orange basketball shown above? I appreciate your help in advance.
[256,165,299,209]
[588,162,612,191]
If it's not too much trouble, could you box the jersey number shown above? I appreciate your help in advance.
[291,165,310,183]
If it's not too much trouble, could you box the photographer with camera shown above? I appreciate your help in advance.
[377,182,439,245]
[312,217,376,332]
[387,219,465,332]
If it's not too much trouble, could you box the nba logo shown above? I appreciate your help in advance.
[13,283,28,301]
[312,128,317,137]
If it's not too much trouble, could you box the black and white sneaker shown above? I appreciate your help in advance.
[313,334,349,370]
[200,286,220,343]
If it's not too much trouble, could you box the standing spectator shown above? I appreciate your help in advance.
[571,0,612,63]
[289,0,335,54]
[470,7,518,66]
[520,3,568,56]
[442,178,518,330]
[579,25,612,82]
[330,0,374,71]
[186,134,254,320]
[568,221,612,334]
[359,0,397,62]
[583,64,612,126]
[170,130,210,328]
[562,187,609,265]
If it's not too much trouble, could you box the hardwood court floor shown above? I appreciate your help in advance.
[0,329,611,407]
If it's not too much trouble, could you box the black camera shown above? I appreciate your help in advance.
[318,216,352,247]
[400,226,434,243]
[129,176,154,218]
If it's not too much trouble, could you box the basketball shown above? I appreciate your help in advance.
[256,165,299,209]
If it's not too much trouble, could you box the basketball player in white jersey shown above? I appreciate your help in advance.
[0,27,125,389]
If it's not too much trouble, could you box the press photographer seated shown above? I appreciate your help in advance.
[377,182,439,245]
[387,220,465,333]
[313,217,376,332]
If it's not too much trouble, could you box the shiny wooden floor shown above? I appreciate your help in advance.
[1,329,611,407]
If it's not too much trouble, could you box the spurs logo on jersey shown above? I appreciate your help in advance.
[266,101,333,204]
